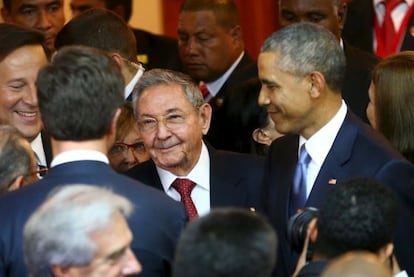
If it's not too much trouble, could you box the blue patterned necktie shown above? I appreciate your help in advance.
[289,144,311,217]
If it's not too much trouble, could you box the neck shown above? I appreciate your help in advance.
[51,138,110,158]
[301,93,343,139]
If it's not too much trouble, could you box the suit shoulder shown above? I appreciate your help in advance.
[344,42,380,70]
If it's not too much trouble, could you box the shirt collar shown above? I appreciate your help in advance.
[51,150,109,167]
[124,66,145,100]
[30,133,46,166]
[157,142,210,191]
[299,100,347,166]
[205,51,245,96]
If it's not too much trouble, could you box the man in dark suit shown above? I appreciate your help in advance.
[0,46,186,277]
[69,0,182,71]
[278,0,380,123]
[343,0,414,57]
[0,23,52,168]
[125,69,264,219]
[177,0,258,150]
[258,22,414,276]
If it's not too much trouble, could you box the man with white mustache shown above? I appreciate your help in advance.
[125,69,265,219]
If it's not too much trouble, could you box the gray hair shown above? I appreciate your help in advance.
[23,185,133,277]
[0,125,34,194]
[132,69,204,118]
[260,22,346,92]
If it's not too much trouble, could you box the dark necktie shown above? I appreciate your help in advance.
[380,0,403,57]
[290,145,311,217]
[171,178,198,220]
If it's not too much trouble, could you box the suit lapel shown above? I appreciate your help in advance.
[306,112,357,207]
[209,148,247,207]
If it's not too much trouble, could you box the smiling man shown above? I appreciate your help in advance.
[1,0,65,53]
[0,23,52,167]
[258,22,414,276]
[125,69,264,220]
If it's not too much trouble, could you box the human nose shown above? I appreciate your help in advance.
[23,85,39,106]
[36,10,52,30]
[121,248,142,275]
[258,86,270,107]
[184,37,200,55]
[154,119,172,139]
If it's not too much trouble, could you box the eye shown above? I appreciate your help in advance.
[109,144,125,155]
[48,3,62,13]
[166,114,185,124]
[132,142,145,152]
[21,8,35,16]
[8,81,26,92]
[308,13,324,23]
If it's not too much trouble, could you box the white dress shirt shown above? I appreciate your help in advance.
[373,0,414,51]
[157,142,211,216]
[124,65,145,100]
[51,150,109,167]
[31,133,47,166]
[203,51,245,102]
[298,101,347,198]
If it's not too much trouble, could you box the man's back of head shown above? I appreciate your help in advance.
[55,8,137,62]
[0,125,38,194]
[315,177,399,259]
[36,45,124,141]
[173,208,278,277]
[23,184,141,276]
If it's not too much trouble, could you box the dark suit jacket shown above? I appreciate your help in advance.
[297,261,328,277]
[263,112,414,276]
[132,28,182,71]
[206,53,258,149]
[125,147,265,212]
[343,41,380,122]
[343,0,414,54]
[0,160,187,277]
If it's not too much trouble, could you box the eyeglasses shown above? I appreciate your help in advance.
[109,142,146,156]
[137,113,188,133]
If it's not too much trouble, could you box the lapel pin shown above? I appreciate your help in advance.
[328,179,337,185]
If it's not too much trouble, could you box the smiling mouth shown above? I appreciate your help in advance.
[16,111,38,118]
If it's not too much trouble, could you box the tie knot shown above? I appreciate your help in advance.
[199,84,210,99]
[299,145,311,165]
[384,0,402,9]
[171,178,195,196]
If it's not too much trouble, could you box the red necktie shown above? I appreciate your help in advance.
[171,178,198,220]
[380,0,403,57]
[199,84,210,101]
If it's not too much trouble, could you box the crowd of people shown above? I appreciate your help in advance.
[0,0,413,276]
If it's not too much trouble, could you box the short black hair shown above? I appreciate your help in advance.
[55,8,137,61]
[315,177,399,259]
[0,23,48,62]
[173,208,278,277]
[180,0,240,30]
[36,45,124,141]
[105,0,132,22]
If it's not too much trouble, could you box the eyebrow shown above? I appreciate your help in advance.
[105,246,128,261]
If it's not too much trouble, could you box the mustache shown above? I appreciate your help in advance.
[153,138,180,149]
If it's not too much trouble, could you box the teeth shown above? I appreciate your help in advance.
[17,111,37,117]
